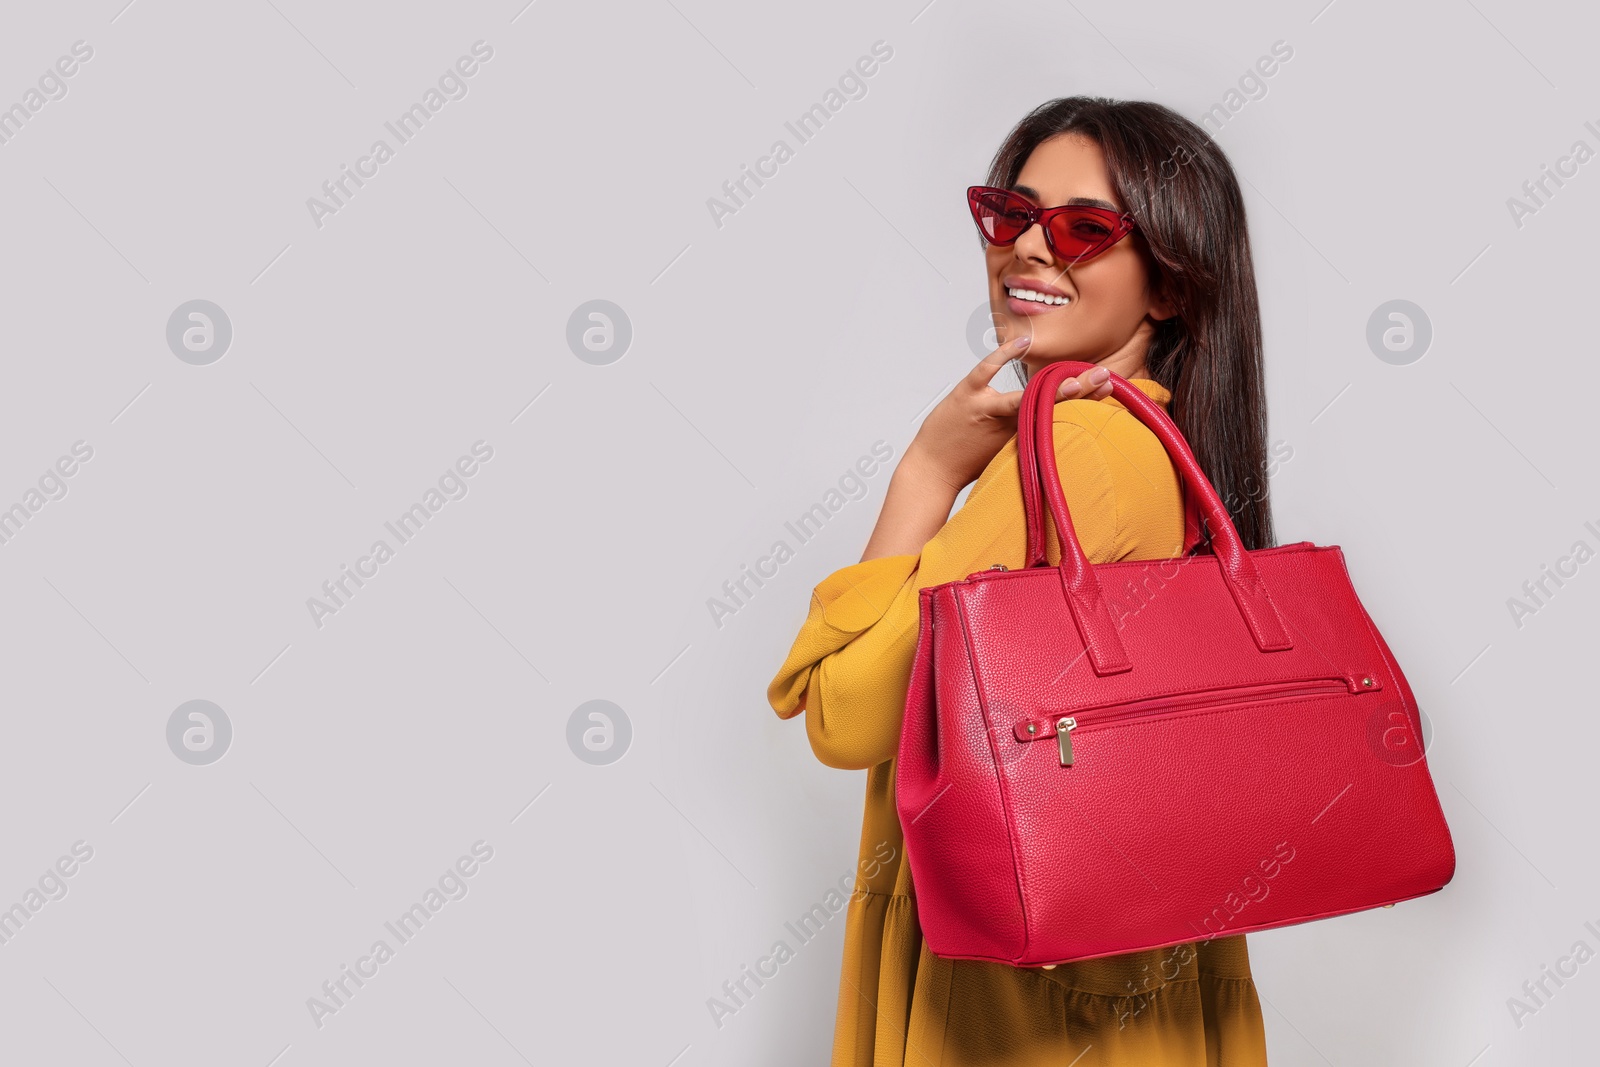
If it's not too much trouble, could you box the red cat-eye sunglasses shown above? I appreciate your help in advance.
[966,185,1137,266]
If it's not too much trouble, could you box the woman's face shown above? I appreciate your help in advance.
[985,133,1170,377]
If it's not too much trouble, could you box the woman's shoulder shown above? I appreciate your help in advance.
[948,386,1183,565]
[1048,387,1185,535]
[1054,382,1176,468]
[968,384,1175,493]
[1049,378,1171,433]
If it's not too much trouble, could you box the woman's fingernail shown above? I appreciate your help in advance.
[1014,335,1031,348]
[1089,367,1110,383]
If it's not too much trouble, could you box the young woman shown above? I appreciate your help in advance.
[768,97,1275,1066]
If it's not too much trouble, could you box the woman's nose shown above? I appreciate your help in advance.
[1013,223,1054,263]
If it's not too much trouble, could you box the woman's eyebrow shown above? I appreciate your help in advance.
[1010,183,1119,212]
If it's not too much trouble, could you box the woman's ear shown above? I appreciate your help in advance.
[1147,276,1176,323]
[1140,250,1176,322]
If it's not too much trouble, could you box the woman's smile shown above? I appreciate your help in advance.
[1003,273,1074,316]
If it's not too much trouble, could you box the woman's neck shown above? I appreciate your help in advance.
[1023,318,1156,381]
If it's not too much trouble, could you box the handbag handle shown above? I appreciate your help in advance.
[1017,367,1206,564]
[1015,360,1293,675]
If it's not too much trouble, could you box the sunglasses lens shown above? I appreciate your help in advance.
[1047,210,1117,261]
[969,189,1031,244]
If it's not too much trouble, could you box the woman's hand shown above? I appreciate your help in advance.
[857,337,1114,562]
[905,336,1113,493]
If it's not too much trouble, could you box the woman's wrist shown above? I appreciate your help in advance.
[859,445,963,561]
[864,447,960,563]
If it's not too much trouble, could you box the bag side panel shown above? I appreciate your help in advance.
[896,584,1027,962]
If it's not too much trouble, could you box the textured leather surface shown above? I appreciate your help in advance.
[896,364,1457,967]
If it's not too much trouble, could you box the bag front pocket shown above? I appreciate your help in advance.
[1009,672,1384,767]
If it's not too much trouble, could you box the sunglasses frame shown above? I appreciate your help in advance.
[966,185,1138,266]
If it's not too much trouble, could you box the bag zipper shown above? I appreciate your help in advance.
[1011,672,1381,767]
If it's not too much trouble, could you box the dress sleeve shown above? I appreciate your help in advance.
[766,415,1119,771]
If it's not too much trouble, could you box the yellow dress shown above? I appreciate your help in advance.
[767,378,1270,1066]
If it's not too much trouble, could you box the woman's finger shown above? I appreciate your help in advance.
[1075,366,1113,400]
[966,335,1032,388]
[1027,364,1110,402]
[990,361,1117,413]
[986,373,1088,419]
[978,388,1026,419]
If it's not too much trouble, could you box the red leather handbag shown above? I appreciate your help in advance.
[895,360,1456,967]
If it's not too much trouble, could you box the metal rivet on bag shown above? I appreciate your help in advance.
[1361,677,1375,687]
[1026,724,1036,734]
[1383,903,1395,908]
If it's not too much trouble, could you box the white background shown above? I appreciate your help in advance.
[0,0,1594,1064]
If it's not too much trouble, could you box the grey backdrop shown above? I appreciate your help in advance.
[0,0,1594,1064]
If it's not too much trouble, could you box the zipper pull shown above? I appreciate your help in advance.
[1056,717,1076,766]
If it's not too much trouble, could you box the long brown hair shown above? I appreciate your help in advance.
[985,96,1276,551]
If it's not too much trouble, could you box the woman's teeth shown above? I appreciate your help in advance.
[1008,287,1070,306]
